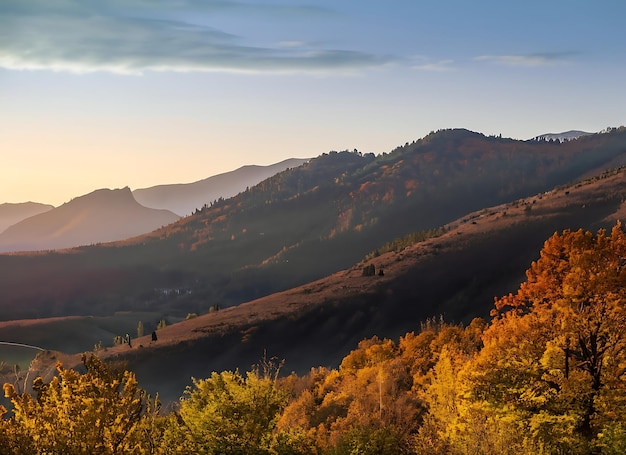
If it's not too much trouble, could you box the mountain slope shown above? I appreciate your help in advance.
[132,158,309,216]
[22,166,626,404]
[0,128,625,321]
[0,202,54,233]
[0,188,179,253]
[120,167,626,403]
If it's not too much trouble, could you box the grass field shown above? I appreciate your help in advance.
[0,344,40,372]
[0,311,174,354]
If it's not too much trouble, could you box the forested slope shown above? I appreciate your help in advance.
[1,128,626,320]
[15,166,622,406]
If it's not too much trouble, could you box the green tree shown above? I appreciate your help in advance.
[162,364,288,454]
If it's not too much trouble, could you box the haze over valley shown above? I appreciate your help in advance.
[0,159,308,252]
[1,126,626,372]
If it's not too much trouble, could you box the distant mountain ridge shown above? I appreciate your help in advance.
[532,130,594,142]
[0,187,179,252]
[0,158,309,251]
[133,158,309,216]
[0,202,54,233]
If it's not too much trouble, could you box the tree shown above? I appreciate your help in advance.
[2,354,161,454]
[464,224,626,452]
[162,362,288,454]
[362,264,376,277]
[277,336,423,454]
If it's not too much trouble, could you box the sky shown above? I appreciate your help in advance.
[1,0,625,206]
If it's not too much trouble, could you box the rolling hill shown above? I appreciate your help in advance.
[1,128,626,322]
[10,165,626,404]
[0,187,180,253]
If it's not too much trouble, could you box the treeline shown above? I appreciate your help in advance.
[3,224,626,454]
[366,226,448,259]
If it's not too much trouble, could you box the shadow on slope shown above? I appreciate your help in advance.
[102,168,626,404]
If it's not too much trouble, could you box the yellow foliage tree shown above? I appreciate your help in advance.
[161,363,289,455]
[2,354,161,455]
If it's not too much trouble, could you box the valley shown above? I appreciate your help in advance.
[2,126,626,404]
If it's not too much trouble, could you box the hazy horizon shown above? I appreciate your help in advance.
[2,0,624,206]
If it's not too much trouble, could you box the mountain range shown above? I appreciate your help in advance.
[2,127,626,316]
[532,129,594,142]
[12,164,626,404]
[0,202,53,234]
[0,158,308,253]
[132,158,309,216]
[0,188,180,253]
[1,126,626,403]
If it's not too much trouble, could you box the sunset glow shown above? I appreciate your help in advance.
[1,0,624,205]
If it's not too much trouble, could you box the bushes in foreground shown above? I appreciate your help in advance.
[4,225,626,454]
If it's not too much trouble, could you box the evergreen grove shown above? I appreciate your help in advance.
[3,224,626,454]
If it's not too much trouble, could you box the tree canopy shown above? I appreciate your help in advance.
[3,224,626,454]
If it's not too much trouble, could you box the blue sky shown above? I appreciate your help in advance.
[1,0,625,205]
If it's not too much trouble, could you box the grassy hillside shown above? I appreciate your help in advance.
[1,128,625,323]
[11,166,626,404]
[121,166,626,403]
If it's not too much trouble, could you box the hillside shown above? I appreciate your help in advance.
[9,166,626,404]
[133,158,309,216]
[0,202,54,233]
[0,128,625,321]
[119,167,626,402]
[0,187,179,253]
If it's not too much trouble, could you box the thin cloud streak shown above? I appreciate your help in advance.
[411,59,456,72]
[475,52,578,67]
[0,1,392,74]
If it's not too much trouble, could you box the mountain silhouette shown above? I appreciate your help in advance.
[0,202,54,233]
[133,158,309,216]
[0,187,179,252]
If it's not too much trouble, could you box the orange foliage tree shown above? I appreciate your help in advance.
[464,223,626,453]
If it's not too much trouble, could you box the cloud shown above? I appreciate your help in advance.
[0,0,392,74]
[475,52,577,67]
[411,57,455,72]
[276,41,307,49]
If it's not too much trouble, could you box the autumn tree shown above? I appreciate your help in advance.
[404,318,487,454]
[276,335,427,454]
[2,354,162,454]
[161,361,289,454]
[463,224,626,453]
